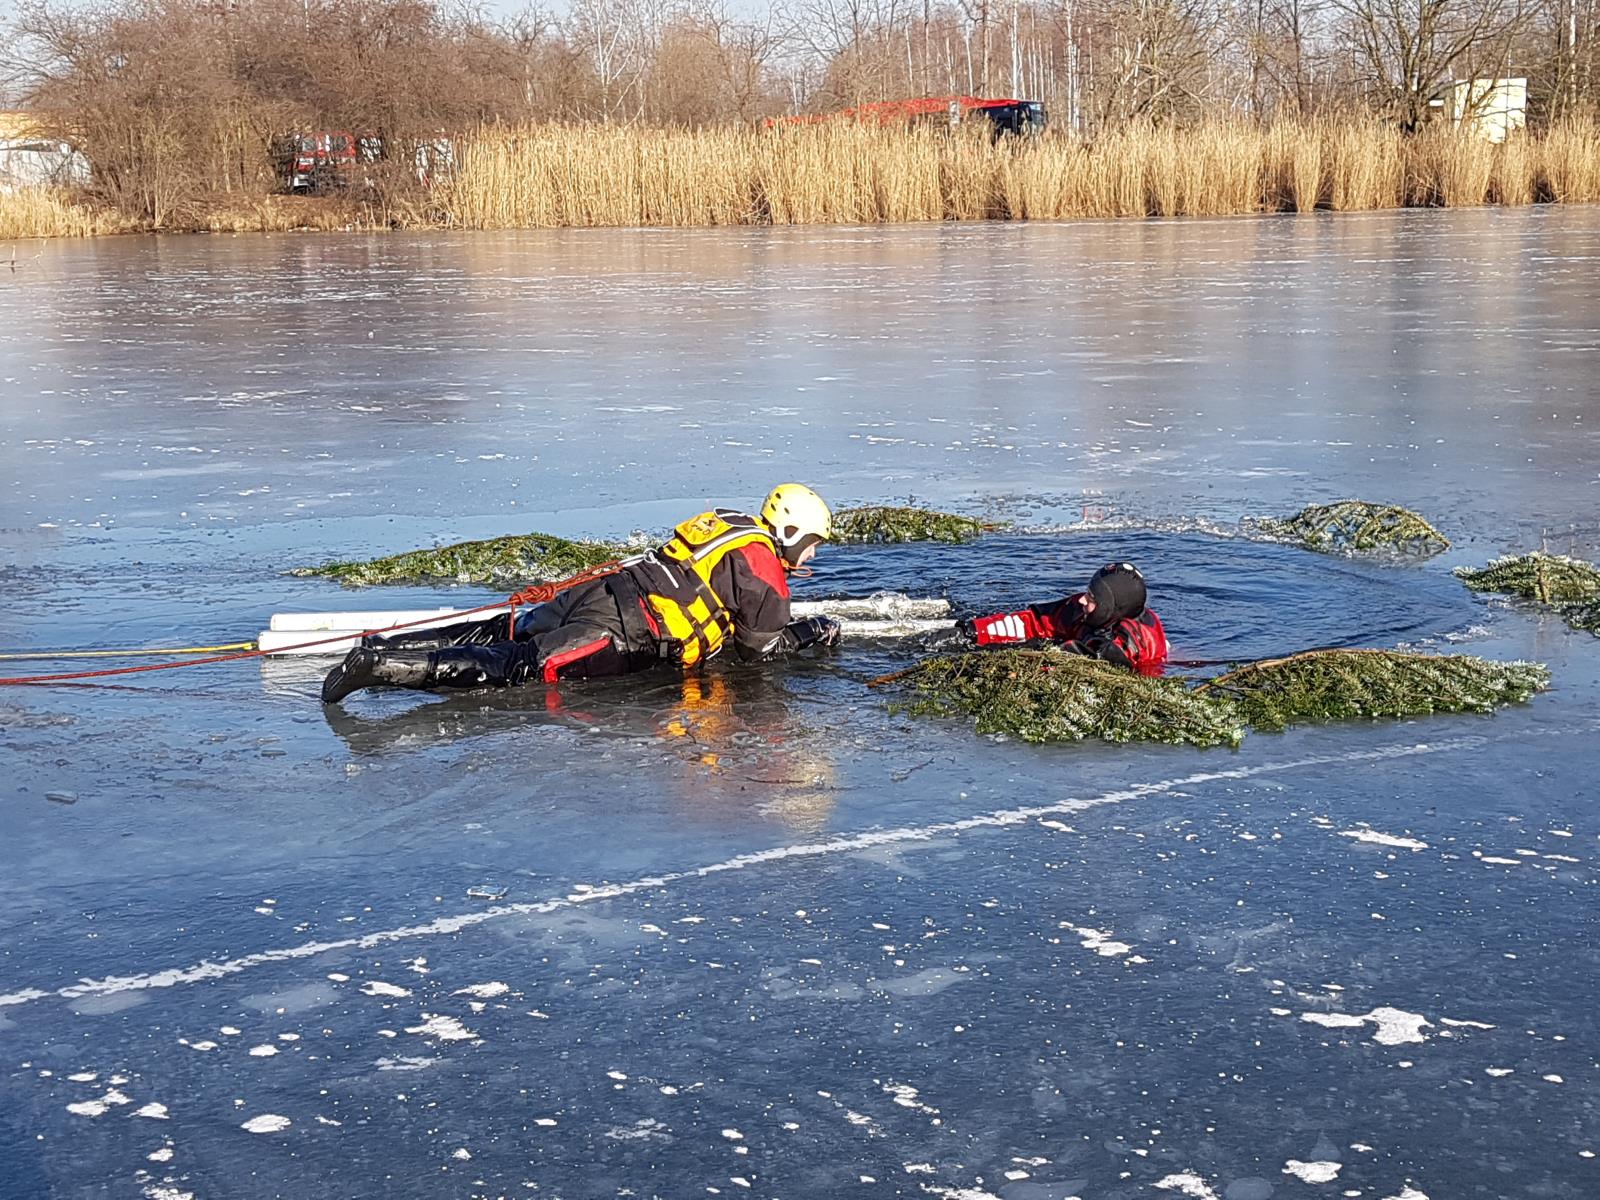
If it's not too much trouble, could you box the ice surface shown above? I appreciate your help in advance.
[2,212,1599,1198]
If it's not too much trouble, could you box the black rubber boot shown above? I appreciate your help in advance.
[426,647,500,690]
[321,648,436,704]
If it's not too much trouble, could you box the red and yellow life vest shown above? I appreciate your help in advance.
[639,510,778,667]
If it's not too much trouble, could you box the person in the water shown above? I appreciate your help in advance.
[321,484,840,704]
[959,561,1168,675]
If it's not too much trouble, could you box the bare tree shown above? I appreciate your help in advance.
[1332,0,1536,128]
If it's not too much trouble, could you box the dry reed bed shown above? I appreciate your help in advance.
[436,120,1600,229]
[0,187,128,239]
[4,120,1599,238]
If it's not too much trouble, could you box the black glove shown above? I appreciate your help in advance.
[787,615,841,650]
[1077,633,1132,667]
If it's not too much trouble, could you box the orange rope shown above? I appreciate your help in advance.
[0,563,624,688]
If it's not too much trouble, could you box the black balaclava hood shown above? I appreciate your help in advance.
[1085,563,1147,629]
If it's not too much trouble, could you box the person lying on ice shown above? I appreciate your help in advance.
[321,484,841,704]
[958,561,1169,675]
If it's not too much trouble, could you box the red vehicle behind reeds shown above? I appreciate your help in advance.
[278,131,373,193]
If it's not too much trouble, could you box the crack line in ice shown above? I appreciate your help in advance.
[0,738,1484,1011]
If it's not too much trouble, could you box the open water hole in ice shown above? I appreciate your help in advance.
[2,209,1600,1198]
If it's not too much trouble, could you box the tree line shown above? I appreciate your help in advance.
[1,0,1594,221]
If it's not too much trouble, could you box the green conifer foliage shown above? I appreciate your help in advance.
[293,532,634,587]
[1563,600,1600,635]
[1453,552,1600,604]
[884,648,1547,747]
[894,648,1247,748]
[832,506,1004,544]
[1196,649,1550,731]
[1253,500,1449,554]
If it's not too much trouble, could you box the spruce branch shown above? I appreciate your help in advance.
[1197,649,1550,731]
[1252,500,1450,554]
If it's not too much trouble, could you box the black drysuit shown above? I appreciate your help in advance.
[365,536,819,688]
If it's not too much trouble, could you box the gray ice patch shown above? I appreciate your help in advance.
[239,982,337,1015]
[871,966,966,998]
[69,992,149,1016]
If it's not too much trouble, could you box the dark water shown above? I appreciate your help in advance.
[3,211,1600,1200]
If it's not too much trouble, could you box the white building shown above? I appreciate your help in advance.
[1440,79,1528,143]
[0,112,91,192]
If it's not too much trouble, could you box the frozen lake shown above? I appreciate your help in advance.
[3,209,1600,1199]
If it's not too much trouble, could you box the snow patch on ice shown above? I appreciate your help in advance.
[1059,922,1133,957]
[883,1082,939,1115]
[1301,1006,1430,1045]
[361,981,411,998]
[405,1014,479,1042]
[1155,1172,1221,1199]
[376,1056,440,1071]
[604,1118,669,1142]
[1283,1160,1342,1184]
[453,982,510,999]
[240,1114,291,1134]
[1339,829,1428,851]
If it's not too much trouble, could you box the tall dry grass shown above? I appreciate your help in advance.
[1541,121,1600,203]
[1491,136,1538,205]
[0,187,128,238]
[8,120,1600,237]
[1408,128,1496,207]
[444,119,1600,230]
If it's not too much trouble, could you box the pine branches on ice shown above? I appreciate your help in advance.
[892,648,1246,748]
[1563,600,1600,635]
[832,506,1003,544]
[292,504,1005,586]
[883,647,1547,747]
[1252,501,1450,555]
[1454,551,1600,637]
[293,532,634,587]
[1454,551,1600,604]
[1196,649,1550,732]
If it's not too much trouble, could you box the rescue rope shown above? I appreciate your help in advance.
[504,561,622,638]
[0,564,624,688]
[0,642,257,661]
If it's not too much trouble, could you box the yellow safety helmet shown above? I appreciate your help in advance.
[761,483,833,565]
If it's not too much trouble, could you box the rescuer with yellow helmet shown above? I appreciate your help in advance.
[321,484,840,704]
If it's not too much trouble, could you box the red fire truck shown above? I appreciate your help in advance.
[277,131,376,193]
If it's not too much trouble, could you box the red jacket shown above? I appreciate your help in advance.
[969,592,1168,675]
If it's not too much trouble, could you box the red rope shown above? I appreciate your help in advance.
[0,562,624,688]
